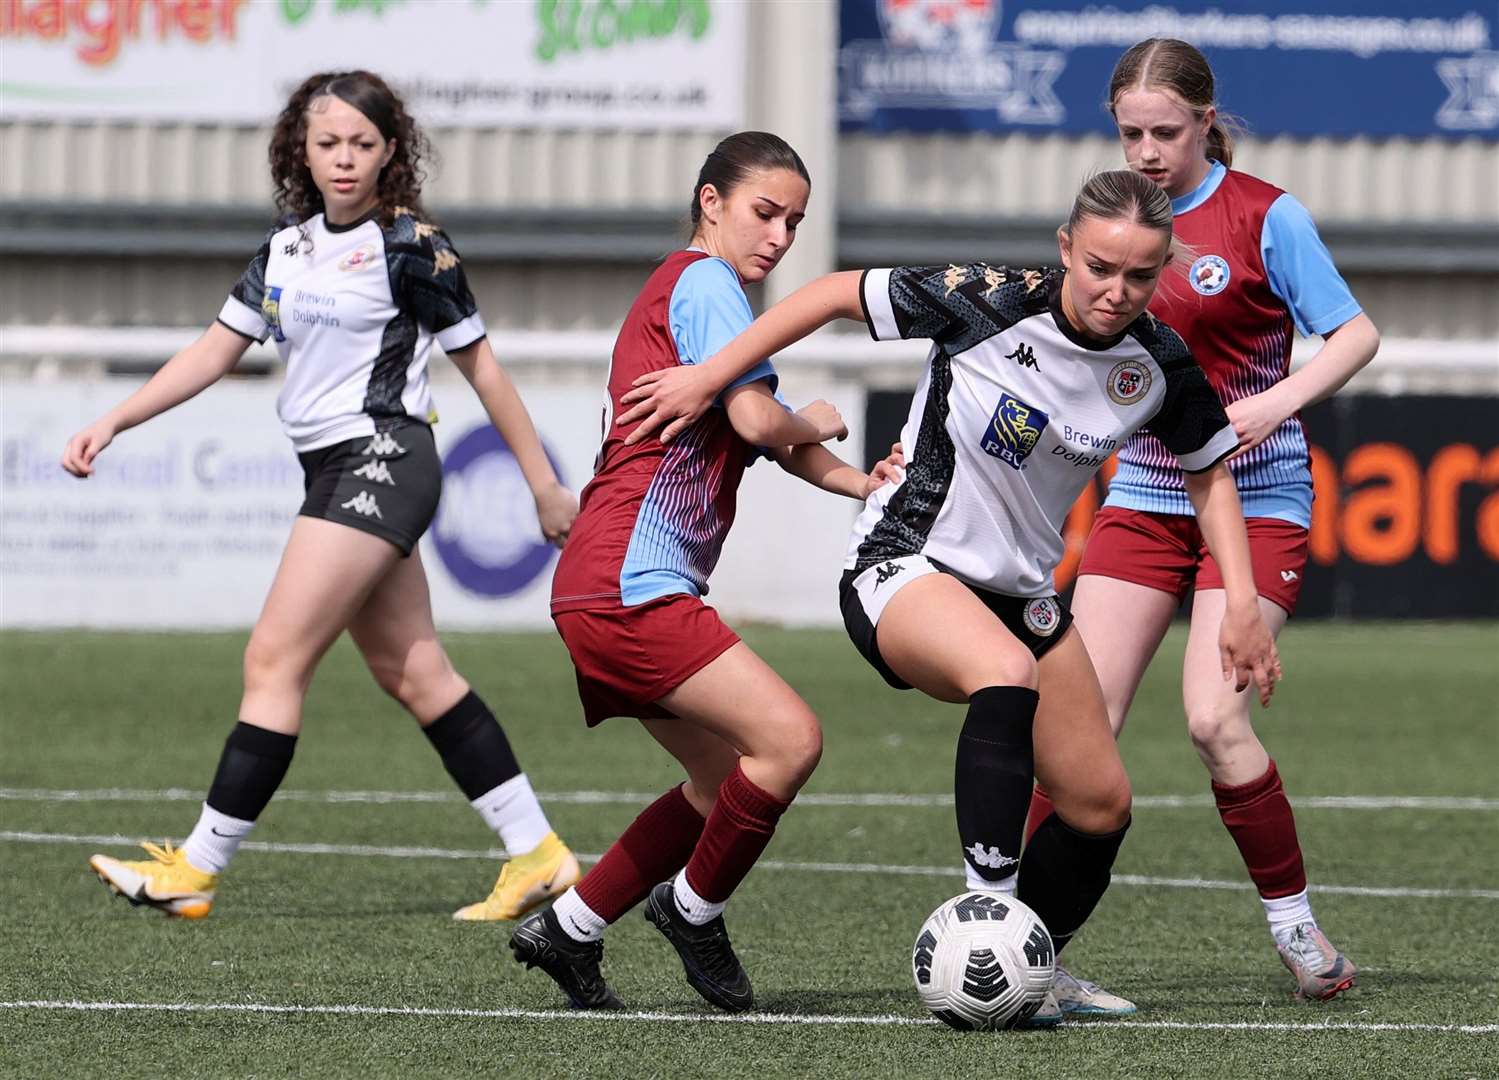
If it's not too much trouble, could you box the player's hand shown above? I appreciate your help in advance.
[863,442,905,494]
[1218,600,1282,706]
[615,366,721,446]
[1225,389,1294,459]
[797,399,847,443]
[533,480,579,548]
[60,419,118,478]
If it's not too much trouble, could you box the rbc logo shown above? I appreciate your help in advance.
[980,392,1049,470]
[432,425,564,598]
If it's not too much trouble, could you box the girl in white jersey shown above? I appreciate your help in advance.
[617,170,1282,1026]
[63,71,582,925]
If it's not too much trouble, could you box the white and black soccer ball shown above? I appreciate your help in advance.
[911,892,1056,1031]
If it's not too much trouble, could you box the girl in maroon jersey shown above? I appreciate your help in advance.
[509,132,899,1013]
[1030,39,1381,1011]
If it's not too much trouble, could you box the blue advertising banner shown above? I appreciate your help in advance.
[839,1,1499,138]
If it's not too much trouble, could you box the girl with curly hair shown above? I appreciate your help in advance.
[64,71,583,924]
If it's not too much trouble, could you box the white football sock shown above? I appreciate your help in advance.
[1263,888,1317,948]
[550,887,607,943]
[471,774,552,856]
[966,866,1018,894]
[181,802,254,874]
[671,869,726,925]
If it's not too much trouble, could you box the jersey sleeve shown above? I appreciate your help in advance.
[216,229,275,342]
[395,226,487,352]
[1146,352,1240,473]
[669,256,779,397]
[1261,193,1362,337]
[860,265,979,343]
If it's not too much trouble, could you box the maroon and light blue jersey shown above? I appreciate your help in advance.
[1105,162,1362,527]
[550,250,779,613]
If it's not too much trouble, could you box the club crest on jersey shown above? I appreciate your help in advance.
[981,392,1050,470]
[338,242,378,272]
[1022,597,1061,636]
[1106,359,1152,406]
[261,286,286,342]
[1189,254,1231,296]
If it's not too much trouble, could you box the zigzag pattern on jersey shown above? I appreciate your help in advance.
[887,264,1054,356]
[855,351,956,572]
[228,228,275,315]
[620,418,728,600]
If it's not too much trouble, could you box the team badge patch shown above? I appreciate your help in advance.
[338,242,378,272]
[1106,359,1152,406]
[261,286,286,342]
[1189,254,1231,296]
[1022,597,1061,637]
[980,393,1050,470]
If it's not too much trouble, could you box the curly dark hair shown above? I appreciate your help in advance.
[268,70,433,231]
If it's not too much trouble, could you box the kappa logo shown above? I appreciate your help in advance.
[1189,254,1231,296]
[1006,342,1040,371]
[1281,569,1299,583]
[1022,597,1061,636]
[341,491,383,519]
[353,460,396,486]
[965,842,1019,872]
[1106,359,1152,406]
[874,561,905,587]
[361,432,408,457]
[980,392,1050,470]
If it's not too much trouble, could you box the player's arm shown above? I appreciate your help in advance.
[448,337,577,547]
[1184,463,1282,706]
[61,322,251,478]
[722,381,847,449]
[618,271,867,445]
[1228,195,1381,456]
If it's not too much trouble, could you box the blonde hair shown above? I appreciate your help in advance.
[1108,38,1242,167]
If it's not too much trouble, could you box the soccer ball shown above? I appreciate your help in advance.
[911,892,1055,1031]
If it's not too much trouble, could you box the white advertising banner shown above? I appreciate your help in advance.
[0,0,746,129]
[0,370,866,629]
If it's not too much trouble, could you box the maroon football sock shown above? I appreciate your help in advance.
[1212,758,1308,899]
[1024,784,1055,846]
[575,784,705,924]
[683,763,792,903]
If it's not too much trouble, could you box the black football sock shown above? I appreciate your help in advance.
[422,690,522,800]
[204,721,298,820]
[1017,812,1130,954]
[955,686,1040,890]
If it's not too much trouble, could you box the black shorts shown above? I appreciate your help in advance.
[839,556,1074,690]
[297,421,441,556]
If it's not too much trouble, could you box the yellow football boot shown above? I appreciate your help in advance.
[89,842,218,919]
[453,832,581,921]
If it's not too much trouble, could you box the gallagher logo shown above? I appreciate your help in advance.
[431,426,564,598]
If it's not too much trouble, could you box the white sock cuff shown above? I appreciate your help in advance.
[672,869,726,925]
[472,774,552,856]
[550,887,607,942]
[182,802,254,875]
[965,867,1017,894]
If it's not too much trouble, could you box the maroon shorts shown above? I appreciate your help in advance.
[552,593,741,727]
[1077,507,1310,615]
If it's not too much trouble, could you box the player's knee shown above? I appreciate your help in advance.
[763,713,823,791]
[968,648,1038,694]
[1186,698,1249,755]
[1063,770,1132,834]
[242,631,298,691]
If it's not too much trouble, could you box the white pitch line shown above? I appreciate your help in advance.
[2,787,1495,811]
[0,1000,1493,1036]
[7,830,1496,901]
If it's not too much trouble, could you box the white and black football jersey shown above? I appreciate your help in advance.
[217,208,486,452]
[849,264,1238,598]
